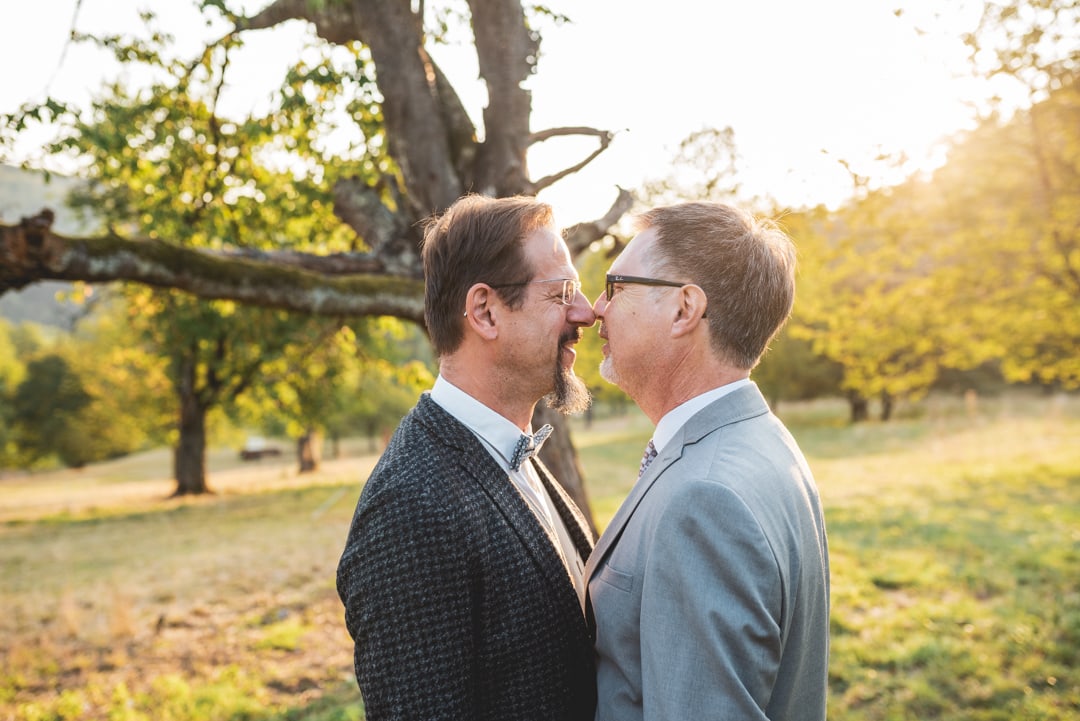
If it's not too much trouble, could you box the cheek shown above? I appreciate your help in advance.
[607,308,636,335]
[535,314,565,347]
[610,312,654,353]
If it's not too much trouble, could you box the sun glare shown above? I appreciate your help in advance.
[1,0,1013,219]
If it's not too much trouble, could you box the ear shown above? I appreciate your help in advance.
[463,283,500,340]
[671,283,708,338]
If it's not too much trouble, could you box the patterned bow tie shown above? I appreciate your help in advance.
[510,424,554,471]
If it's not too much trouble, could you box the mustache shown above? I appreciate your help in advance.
[559,328,583,346]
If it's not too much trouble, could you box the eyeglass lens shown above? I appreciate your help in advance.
[561,280,581,305]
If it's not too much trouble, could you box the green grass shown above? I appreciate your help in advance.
[804,396,1080,720]
[2,390,1078,720]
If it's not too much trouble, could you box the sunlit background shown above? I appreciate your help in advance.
[1,2,1078,720]
[1,0,1017,219]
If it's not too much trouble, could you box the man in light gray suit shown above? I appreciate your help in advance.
[587,201,830,721]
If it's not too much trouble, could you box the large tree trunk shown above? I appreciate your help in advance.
[848,393,869,424]
[880,392,894,422]
[173,360,210,496]
[298,428,322,473]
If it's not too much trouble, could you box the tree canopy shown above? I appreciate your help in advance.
[1,0,1078,504]
[0,0,630,508]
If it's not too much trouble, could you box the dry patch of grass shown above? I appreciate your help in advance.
[1,445,375,720]
[0,438,381,523]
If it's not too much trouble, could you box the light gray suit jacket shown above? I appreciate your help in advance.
[586,382,830,721]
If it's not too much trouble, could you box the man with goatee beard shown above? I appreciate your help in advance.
[337,194,598,721]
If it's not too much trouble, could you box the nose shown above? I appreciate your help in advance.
[592,292,608,318]
[568,288,597,326]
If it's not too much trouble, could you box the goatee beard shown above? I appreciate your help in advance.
[545,329,592,415]
[599,355,617,386]
[546,366,592,415]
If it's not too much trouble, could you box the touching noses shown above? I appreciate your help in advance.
[567,288,598,326]
[591,292,608,319]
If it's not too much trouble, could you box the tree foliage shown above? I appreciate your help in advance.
[769,0,1079,414]
[12,354,92,466]
[231,317,435,460]
[928,78,1080,388]
[786,187,954,410]
[0,319,27,467]
[965,0,1079,101]
[0,0,627,511]
[785,71,1080,412]
[34,18,394,492]
[2,302,173,469]
[752,329,844,410]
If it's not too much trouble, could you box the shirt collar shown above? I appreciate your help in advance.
[652,378,751,453]
[430,375,531,470]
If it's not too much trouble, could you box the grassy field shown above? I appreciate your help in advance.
[1,390,1078,720]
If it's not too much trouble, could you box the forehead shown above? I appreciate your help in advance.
[610,227,658,275]
[524,226,575,275]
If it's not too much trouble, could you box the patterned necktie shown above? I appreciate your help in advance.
[638,439,658,479]
[510,423,554,471]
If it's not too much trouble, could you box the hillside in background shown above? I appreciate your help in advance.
[0,164,95,329]
[0,164,91,232]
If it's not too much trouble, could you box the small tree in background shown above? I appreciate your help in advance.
[0,319,28,468]
[231,317,433,471]
[753,330,843,412]
[12,354,91,467]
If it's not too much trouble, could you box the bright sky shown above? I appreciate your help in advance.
[1,0,999,223]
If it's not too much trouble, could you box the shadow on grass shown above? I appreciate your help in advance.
[267,681,365,721]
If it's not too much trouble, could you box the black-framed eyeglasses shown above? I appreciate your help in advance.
[489,277,583,306]
[605,274,707,317]
[605,274,688,300]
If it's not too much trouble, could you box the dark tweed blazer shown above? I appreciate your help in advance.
[337,393,597,721]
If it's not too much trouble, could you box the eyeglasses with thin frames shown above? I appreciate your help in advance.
[489,277,583,306]
[605,274,707,317]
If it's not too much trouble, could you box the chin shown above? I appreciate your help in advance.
[599,356,619,386]
[547,367,592,415]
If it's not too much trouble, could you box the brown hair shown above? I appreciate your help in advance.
[636,201,796,370]
[422,194,555,357]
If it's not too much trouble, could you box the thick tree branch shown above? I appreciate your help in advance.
[331,174,421,278]
[239,0,363,45]
[563,187,634,257]
[216,247,385,275]
[528,126,615,144]
[528,126,617,193]
[0,210,425,323]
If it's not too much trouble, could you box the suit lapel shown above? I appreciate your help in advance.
[533,458,596,555]
[585,439,682,579]
[585,383,772,580]
[414,395,584,612]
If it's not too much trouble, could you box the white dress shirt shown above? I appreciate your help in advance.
[651,378,752,454]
